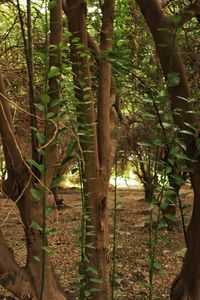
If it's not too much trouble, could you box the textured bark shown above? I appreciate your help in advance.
[17,189,66,300]
[97,0,115,173]
[46,0,63,186]
[137,1,200,299]
[0,230,35,299]
[0,1,67,299]
[66,0,116,298]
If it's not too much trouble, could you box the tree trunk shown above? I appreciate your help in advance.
[0,1,67,298]
[144,181,154,202]
[171,157,200,299]
[137,0,200,298]
[66,0,116,298]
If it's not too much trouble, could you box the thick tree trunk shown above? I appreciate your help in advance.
[170,157,200,300]
[66,0,116,298]
[137,0,200,298]
[16,189,67,300]
[170,159,200,299]
[0,1,67,299]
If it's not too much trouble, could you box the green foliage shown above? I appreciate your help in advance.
[1,0,200,299]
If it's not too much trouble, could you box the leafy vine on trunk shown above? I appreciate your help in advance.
[0,1,67,299]
[137,0,200,298]
[65,0,116,298]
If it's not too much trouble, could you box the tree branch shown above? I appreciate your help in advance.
[170,0,200,27]
[161,0,170,9]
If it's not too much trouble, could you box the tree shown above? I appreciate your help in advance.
[1,0,200,299]
[137,0,200,298]
[0,1,66,299]
[63,0,117,298]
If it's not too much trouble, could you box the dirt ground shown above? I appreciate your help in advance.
[0,186,193,299]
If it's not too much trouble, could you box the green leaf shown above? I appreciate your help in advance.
[27,159,45,174]
[50,98,64,108]
[47,112,56,119]
[86,267,98,275]
[164,213,176,222]
[165,165,172,175]
[164,188,176,199]
[167,72,180,87]
[33,256,41,262]
[45,206,54,217]
[179,130,195,136]
[158,221,168,229]
[176,139,187,151]
[116,204,122,210]
[41,94,50,105]
[30,221,42,231]
[137,140,153,147]
[30,188,40,202]
[61,139,77,165]
[159,122,172,129]
[184,122,196,131]
[41,245,55,255]
[170,174,184,185]
[153,138,166,146]
[30,126,45,144]
[141,110,156,119]
[154,261,164,271]
[48,0,56,10]
[84,291,91,297]
[115,277,123,284]
[36,132,45,144]
[34,103,44,111]
[88,288,100,293]
[169,15,182,26]
[47,66,60,79]
[159,236,172,244]
[85,243,95,249]
[44,227,59,234]
[175,153,191,161]
[89,278,102,284]
[85,231,95,236]
[50,177,63,189]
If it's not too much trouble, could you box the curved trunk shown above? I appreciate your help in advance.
[137,0,200,298]
[18,190,66,300]
[0,0,66,298]
[0,188,67,300]
[171,158,200,300]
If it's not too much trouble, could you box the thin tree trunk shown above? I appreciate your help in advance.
[27,0,39,167]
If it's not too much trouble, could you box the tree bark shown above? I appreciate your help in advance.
[137,0,200,298]
[66,0,116,298]
[0,1,67,299]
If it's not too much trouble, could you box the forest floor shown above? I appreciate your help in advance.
[0,185,193,300]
